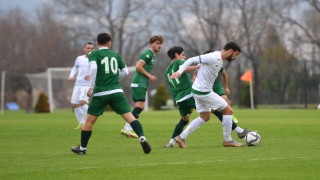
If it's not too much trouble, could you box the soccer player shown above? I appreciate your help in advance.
[164,46,251,148]
[71,33,151,155]
[170,42,243,147]
[68,42,94,130]
[120,35,164,138]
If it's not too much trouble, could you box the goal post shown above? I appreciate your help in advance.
[47,68,72,113]
[0,71,5,115]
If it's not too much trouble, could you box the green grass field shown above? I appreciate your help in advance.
[0,109,319,179]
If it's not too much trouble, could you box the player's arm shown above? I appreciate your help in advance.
[171,56,200,79]
[136,60,157,82]
[221,69,230,95]
[68,59,79,81]
[119,66,129,80]
[87,61,97,97]
[184,65,200,73]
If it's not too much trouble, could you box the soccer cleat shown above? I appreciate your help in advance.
[140,140,151,154]
[120,129,138,138]
[237,129,258,139]
[71,145,86,155]
[232,116,239,123]
[223,140,243,147]
[74,123,83,130]
[164,143,174,148]
[175,135,187,148]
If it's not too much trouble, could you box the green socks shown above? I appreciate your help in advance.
[132,107,143,119]
[130,120,144,137]
[80,130,92,148]
[171,119,189,138]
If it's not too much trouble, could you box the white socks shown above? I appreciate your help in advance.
[234,127,244,134]
[169,138,175,145]
[74,107,83,124]
[180,117,206,140]
[139,136,146,142]
[222,115,233,141]
[74,104,88,124]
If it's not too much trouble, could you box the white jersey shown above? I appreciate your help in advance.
[69,55,90,86]
[177,51,223,92]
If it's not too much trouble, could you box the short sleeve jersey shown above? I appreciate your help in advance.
[165,60,193,102]
[88,48,126,93]
[131,49,156,89]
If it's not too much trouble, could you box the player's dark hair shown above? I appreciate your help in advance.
[167,46,184,60]
[203,49,214,54]
[97,33,111,45]
[223,41,241,52]
[84,42,93,47]
[150,35,164,44]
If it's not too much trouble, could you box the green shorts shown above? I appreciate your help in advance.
[213,86,226,96]
[88,92,131,116]
[132,87,147,102]
[177,97,196,116]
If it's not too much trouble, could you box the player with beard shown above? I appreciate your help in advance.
[170,42,244,148]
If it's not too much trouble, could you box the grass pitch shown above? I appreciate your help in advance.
[0,109,319,179]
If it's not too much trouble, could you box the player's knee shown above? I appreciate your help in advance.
[181,116,189,121]
[222,106,233,115]
[200,112,211,121]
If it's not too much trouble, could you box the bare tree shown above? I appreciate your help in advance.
[157,0,226,56]
[54,0,154,66]
[229,0,276,107]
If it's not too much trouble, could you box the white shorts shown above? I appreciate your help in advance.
[192,91,227,113]
[70,86,90,104]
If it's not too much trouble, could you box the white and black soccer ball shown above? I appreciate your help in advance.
[244,132,261,146]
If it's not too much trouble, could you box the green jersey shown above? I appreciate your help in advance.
[212,67,225,95]
[131,49,156,89]
[88,48,126,94]
[213,67,224,88]
[165,60,193,103]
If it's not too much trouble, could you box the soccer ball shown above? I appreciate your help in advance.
[244,132,261,146]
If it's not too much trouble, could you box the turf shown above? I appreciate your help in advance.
[0,109,319,179]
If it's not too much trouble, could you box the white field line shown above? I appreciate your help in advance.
[0,156,313,174]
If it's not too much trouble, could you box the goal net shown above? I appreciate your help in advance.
[25,68,73,112]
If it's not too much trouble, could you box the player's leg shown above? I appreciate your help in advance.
[165,116,189,148]
[111,93,151,154]
[214,94,251,139]
[71,95,104,155]
[219,105,243,147]
[212,110,248,138]
[71,86,84,129]
[165,97,194,148]
[121,87,146,138]
[175,93,212,148]
[79,86,90,125]
[131,87,147,119]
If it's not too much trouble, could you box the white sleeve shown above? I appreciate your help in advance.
[177,56,201,74]
[89,61,97,88]
[119,66,129,80]
[198,53,215,64]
